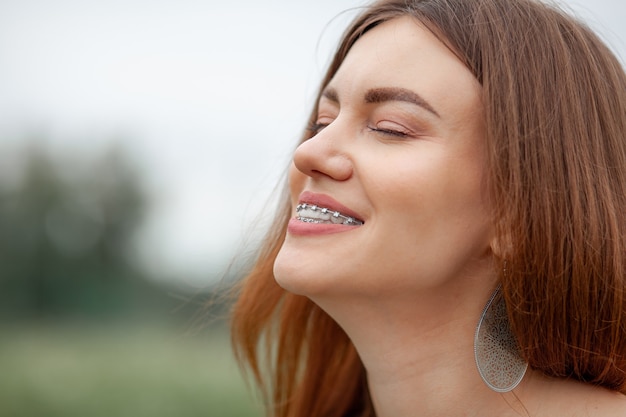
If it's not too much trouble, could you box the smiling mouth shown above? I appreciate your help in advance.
[296,203,364,226]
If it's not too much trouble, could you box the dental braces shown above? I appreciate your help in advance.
[296,203,364,225]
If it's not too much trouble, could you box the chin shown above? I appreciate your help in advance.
[273,249,315,296]
[273,247,340,297]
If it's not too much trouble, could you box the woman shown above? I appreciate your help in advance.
[231,0,626,416]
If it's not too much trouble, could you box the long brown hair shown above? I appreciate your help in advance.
[231,1,626,416]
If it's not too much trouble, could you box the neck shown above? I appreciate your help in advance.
[311,284,528,417]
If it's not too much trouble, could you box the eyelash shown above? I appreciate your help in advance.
[307,121,328,135]
[367,126,408,138]
[307,121,409,139]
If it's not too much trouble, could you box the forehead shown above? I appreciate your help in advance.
[326,16,481,119]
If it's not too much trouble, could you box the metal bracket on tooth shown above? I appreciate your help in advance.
[296,203,363,225]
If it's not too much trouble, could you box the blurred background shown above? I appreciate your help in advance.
[0,1,624,416]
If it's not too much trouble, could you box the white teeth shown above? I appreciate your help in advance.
[296,203,363,225]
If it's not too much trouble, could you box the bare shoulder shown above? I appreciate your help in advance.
[581,387,626,417]
[525,371,626,417]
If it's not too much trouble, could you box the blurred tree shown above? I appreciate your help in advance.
[0,141,171,321]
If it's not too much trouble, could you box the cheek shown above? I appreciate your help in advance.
[371,152,492,245]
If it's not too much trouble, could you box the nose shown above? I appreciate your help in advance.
[292,124,353,182]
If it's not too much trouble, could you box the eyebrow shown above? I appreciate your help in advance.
[322,86,440,118]
[322,87,340,103]
[365,87,440,117]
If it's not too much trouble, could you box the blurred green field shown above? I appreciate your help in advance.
[0,321,263,417]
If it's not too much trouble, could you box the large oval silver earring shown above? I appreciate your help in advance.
[474,285,528,392]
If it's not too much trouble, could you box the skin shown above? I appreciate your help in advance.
[274,15,492,300]
[273,16,626,417]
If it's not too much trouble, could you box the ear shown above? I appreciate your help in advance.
[490,232,514,260]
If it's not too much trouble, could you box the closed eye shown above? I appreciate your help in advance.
[368,127,408,137]
[307,121,328,136]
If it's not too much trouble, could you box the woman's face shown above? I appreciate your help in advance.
[274,17,494,299]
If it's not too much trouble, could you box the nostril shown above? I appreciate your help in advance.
[292,129,353,181]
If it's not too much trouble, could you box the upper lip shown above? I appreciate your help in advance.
[297,191,364,223]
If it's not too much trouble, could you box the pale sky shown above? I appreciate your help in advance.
[0,0,624,288]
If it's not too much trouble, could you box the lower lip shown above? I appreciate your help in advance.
[287,218,362,236]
